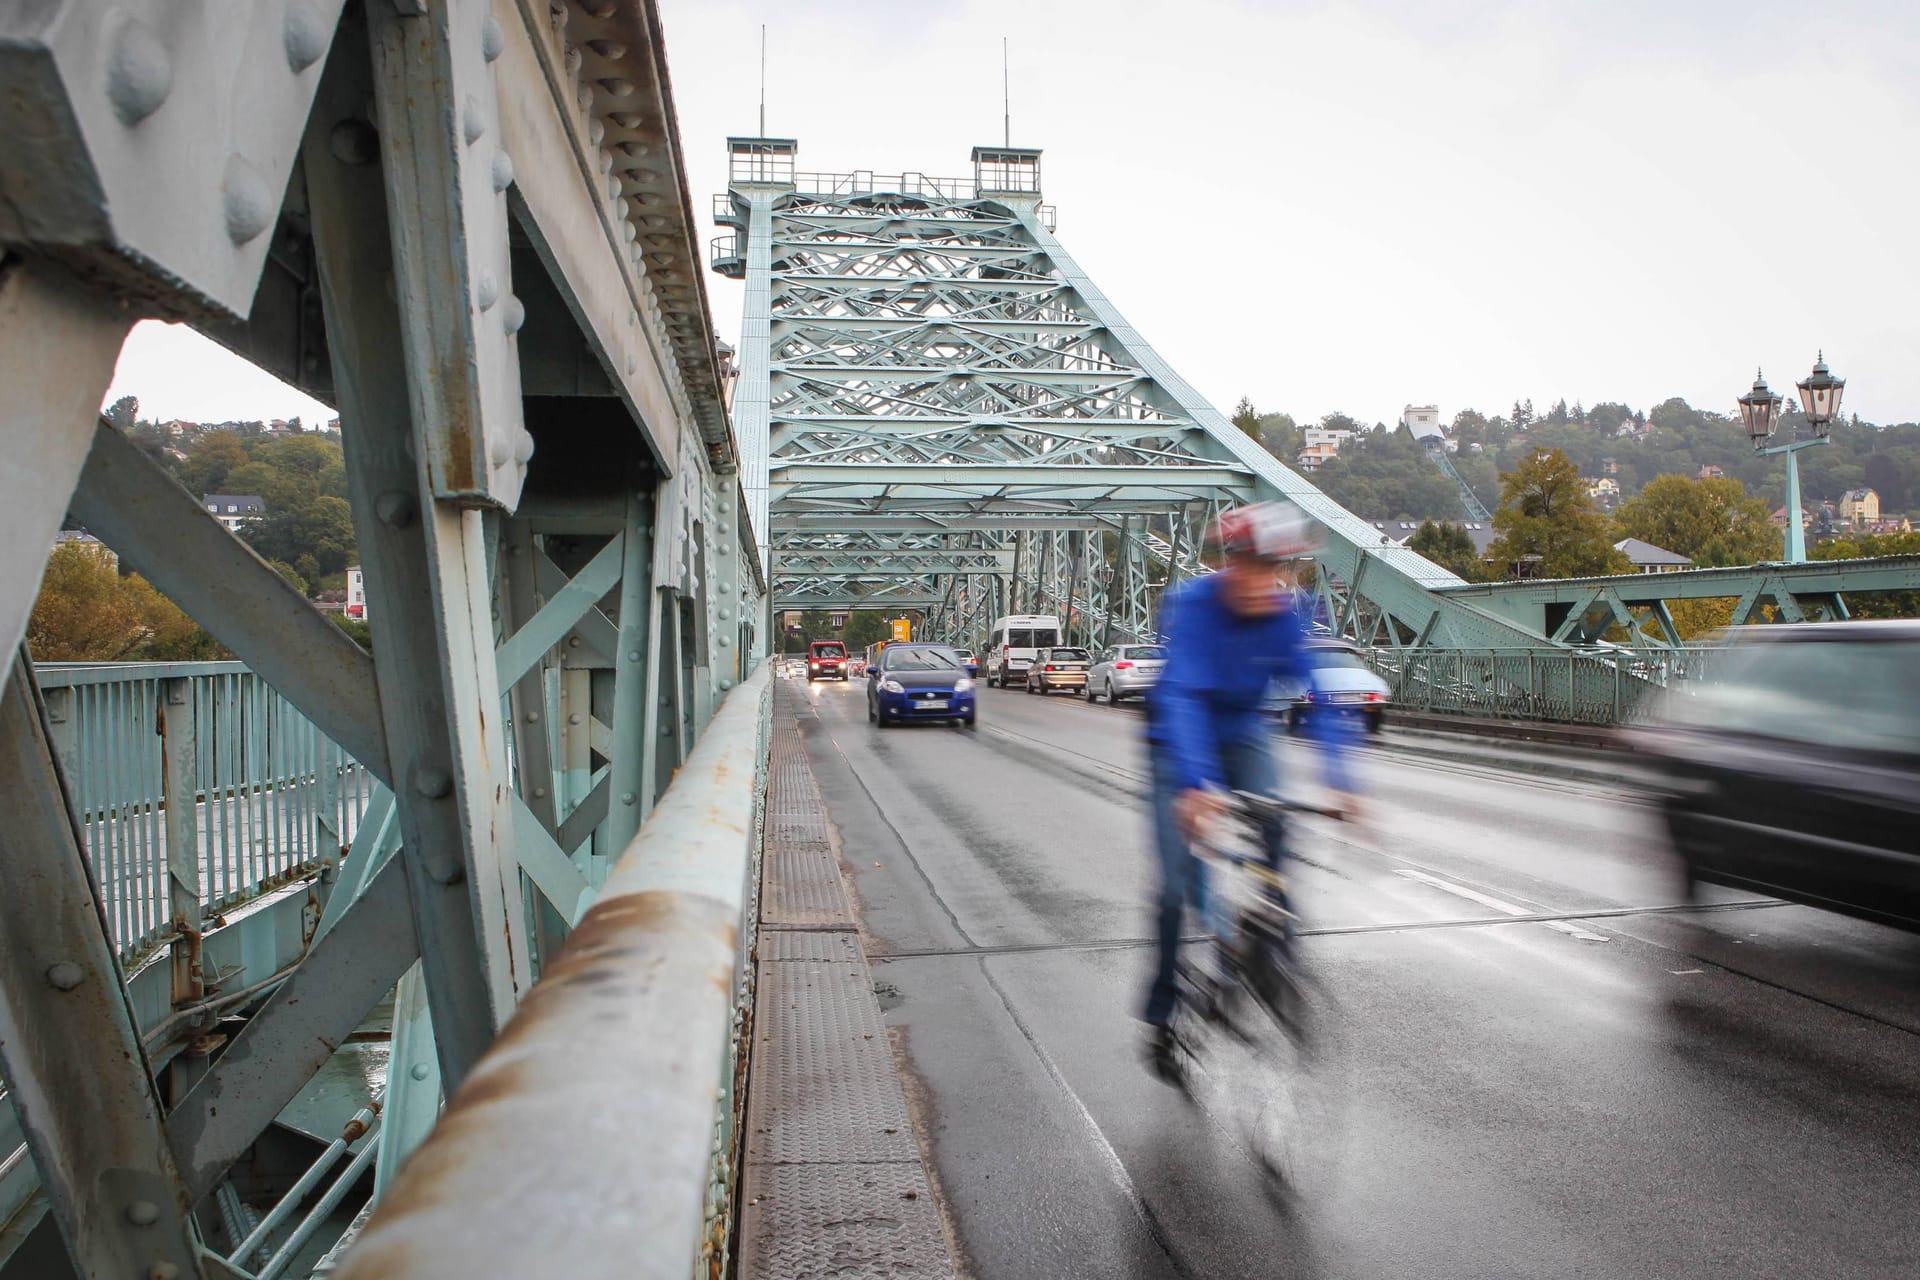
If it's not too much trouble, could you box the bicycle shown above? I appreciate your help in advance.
[1158,789,1341,1192]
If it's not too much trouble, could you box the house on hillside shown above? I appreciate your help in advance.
[203,494,266,532]
[1296,443,1340,472]
[1613,538,1691,574]
[53,529,117,568]
[1584,477,1621,509]
[345,566,367,620]
[1697,464,1726,480]
[1770,505,1811,531]
[1838,488,1880,527]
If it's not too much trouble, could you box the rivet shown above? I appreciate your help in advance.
[717,545,731,557]
[610,111,643,128]
[126,1200,160,1227]
[524,709,539,722]
[45,962,85,991]
[719,608,731,621]
[481,15,506,61]
[621,792,636,806]
[626,353,637,375]
[284,1,329,71]
[503,295,525,335]
[375,491,417,528]
[718,635,732,648]
[599,77,635,97]
[628,307,639,326]
[532,786,547,798]
[568,713,582,725]
[476,271,499,310]
[410,1062,431,1081]
[222,155,275,245]
[576,83,594,112]
[491,150,515,193]
[105,14,173,126]
[489,431,513,467]
[149,1264,180,1280]
[720,678,734,691]
[462,95,486,144]
[564,43,583,77]
[568,636,582,648]
[414,767,452,799]
[513,428,535,465]
[659,725,672,736]
[588,39,628,59]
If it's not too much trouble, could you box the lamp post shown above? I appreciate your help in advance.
[1738,354,1845,563]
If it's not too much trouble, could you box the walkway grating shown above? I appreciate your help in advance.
[737,687,957,1278]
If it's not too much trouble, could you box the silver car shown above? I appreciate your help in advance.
[1087,643,1168,704]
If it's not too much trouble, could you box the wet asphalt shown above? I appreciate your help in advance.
[786,675,1920,1280]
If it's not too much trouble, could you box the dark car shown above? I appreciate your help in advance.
[867,642,977,729]
[1629,621,1920,930]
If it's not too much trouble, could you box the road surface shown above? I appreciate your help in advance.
[786,675,1920,1279]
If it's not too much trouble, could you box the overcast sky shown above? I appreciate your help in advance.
[109,0,1918,430]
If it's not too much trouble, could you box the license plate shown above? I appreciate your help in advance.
[922,699,949,709]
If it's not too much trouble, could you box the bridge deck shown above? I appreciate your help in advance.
[776,673,1920,1279]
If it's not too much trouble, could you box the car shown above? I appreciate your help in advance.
[1088,643,1167,704]
[807,640,849,681]
[1280,641,1390,735]
[849,657,867,677]
[1627,620,1920,930]
[986,614,1062,688]
[1025,645,1091,695]
[955,648,980,677]
[867,642,977,728]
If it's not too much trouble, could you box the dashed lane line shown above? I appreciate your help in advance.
[1395,868,1611,941]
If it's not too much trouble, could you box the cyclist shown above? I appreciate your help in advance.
[1141,502,1354,1077]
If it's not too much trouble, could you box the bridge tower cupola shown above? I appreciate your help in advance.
[971,146,1042,199]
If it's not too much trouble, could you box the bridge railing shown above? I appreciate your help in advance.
[792,169,974,201]
[37,662,376,966]
[1363,645,1733,726]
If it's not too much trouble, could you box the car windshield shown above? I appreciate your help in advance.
[1049,648,1090,661]
[1122,646,1167,660]
[812,644,845,657]
[1008,628,1059,648]
[887,647,961,672]
[1658,636,1920,754]
[1310,648,1369,671]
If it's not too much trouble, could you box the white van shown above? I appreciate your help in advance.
[985,614,1063,688]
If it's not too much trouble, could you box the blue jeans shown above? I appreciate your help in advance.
[1142,734,1288,1026]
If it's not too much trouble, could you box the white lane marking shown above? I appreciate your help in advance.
[1394,869,1610,942]
[1669,968,1705,975]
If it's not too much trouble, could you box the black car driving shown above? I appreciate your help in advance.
[1628,620,1920,930]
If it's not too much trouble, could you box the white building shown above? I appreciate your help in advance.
[203,493,266,532]
[345,566,366,620]
[53,529,118,569]
[1302,426,1356,452]
[1400,404,1445,442]
[1296,443,1341,472]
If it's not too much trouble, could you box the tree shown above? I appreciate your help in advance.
[107,395,139,431]
[1407,520,1486,581]
[28,545,223,661]
[842,611,890,650]
[1811,532,1920,619]
[1487,448,1630,578]
[1231,397,1261,440]
[1612,474,1780,567]
[179,430,251,496]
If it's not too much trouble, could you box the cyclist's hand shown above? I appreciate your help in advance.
[1175,787,1229,844]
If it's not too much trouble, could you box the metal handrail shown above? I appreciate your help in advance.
[335,666,773,1278]
[1361,644,1733,726]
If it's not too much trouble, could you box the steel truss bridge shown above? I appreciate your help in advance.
[1,4,1917,1279]
[716,140,1917,655]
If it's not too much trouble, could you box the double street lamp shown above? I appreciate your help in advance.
[1737,352,1846,563]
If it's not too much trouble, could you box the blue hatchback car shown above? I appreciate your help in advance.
[867,642,977,729]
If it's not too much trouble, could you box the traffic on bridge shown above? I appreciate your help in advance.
[0,2,1915,1279]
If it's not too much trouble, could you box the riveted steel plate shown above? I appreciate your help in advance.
[738,1162,954,1280]
[762,846,854,928]
[762,930,863,963]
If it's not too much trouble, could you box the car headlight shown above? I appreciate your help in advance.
[954,677,974,692]
[881,679,904,693]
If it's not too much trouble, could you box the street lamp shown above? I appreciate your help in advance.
[1738,354,1843,563]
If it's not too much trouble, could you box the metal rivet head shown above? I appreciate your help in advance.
[106,15,173,126]
[503,295,525,335]
[284,1,329,71]
[524,709,539,723]
[328,118,380,166]
[567,636,582,648]
[410,1062,432,1081]
[491,150,515,193]
[222,155,275,245]
[568,713,582,725]
[719,608,731,621]
[599,77,635,97]
[462,95,486,144]
[414,767,453,800]
[718,635,732,648]
[476,271,499,311]
[620,792,636,806]
[624,650,640,662]
[45,962,84,991]
[513,428,535,465]
[659,725,672,736]
[375,491,417,528]
[489,431,513,467]
[127,1200,160,1227]
[149,1263,180,1280]
[720,678,734,691]
[480,14,506,61]
[588,39,628,59]
[532,785,547,798]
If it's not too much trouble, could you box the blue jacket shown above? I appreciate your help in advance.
[1147,575,1339,793]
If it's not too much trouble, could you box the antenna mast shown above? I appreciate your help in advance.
[1002,38,1010,147]
[759,25,767,136]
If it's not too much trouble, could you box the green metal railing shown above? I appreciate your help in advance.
[1362,646,1732,726]
[38,662,377,965]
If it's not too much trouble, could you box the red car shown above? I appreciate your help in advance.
[807,640,849,681]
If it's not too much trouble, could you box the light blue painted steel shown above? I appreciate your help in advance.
[1757,435,1828,563]
[494,535,625,688]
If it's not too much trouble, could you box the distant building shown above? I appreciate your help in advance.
[1584,477,1621,509]
[1295,443,1340,472]
[1613,538,1691,574]
[1400,405,1446,447]
[1372,519,1498,559]
[1838,487,1880,526]
[1302,426,1355,452]
[1602,457,1620,476]
[345,566,366,620]
[53,529,117,569]
[203,493,266,532]
[1770,506,1811,530]
[1696,464,1726,481]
